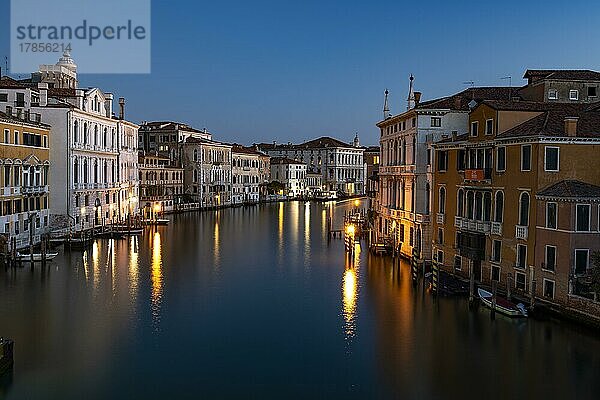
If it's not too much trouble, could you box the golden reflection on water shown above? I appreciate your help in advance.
[278,202,284,265]
[342,242,361,341]
[213,213,220,267]
[109,239,116,296]
[129,236,139,302]
[304,202,311,262]
[92,241,100,290]
[151,231,163,330]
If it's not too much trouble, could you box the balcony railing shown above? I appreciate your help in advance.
[22,185,49,194]
[491,221,502,235]
[436,213,445,224]
[454,216,491,234]
[515,225,528,240]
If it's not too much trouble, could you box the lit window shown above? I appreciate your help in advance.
[430,117,441,127]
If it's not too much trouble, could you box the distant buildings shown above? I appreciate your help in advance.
[270,157,307,198]
[364,145,380,199]
[182,137,232,208]
[257,135,366,195]
[231,145,269,205]
[138,153,184,216]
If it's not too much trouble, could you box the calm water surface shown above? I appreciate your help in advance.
[1,200,599,399]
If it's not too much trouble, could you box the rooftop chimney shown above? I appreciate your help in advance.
[38,82,48,107]
[118,97,125,120]
[414,91,422,106]
[564,117,579,137]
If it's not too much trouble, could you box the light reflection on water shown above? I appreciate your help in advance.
[151,231,163,331]
[342,242,361,342]
[0,200,599,400]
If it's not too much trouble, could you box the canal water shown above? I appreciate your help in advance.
[1,200,599,399]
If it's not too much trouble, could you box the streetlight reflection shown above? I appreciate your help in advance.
[151,231,163,331]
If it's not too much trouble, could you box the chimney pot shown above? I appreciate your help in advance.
[118,97,125,119]
[564,117,579,137]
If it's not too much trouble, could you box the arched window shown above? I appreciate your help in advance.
[483,192,492,221]
[439,186,446,214]
[83,159,88,183]
[83,122,88,144]
[412,136,417,164]
[494,191,504,223]
[401,180,405,209]
[411,181,416,212]
[74,158,79,183]
[193,149,198,162]
[103,161,108,183]
[94,160,98,183]
[94,125,98,146]
[466,191,474,219]
[74,120,78,143]
[519,192,530,226]
[425,183,430,214]
[402,139,407,165]
[457,189,464,217]
[103,128,107,148]
[475,192,483,220]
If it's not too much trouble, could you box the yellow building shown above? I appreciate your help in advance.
[0,110,50,250]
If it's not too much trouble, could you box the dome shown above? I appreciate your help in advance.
[57,50,77,73]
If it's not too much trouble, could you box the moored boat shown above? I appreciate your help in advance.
[478,288,528,317]
[16,252,59,262]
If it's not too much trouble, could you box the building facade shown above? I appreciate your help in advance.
[231,145,264,205]
[138,153,184,216]
[182,137,232,208]
[376,78,518,263]
[0,53,140,232]
[258,135,365,195]
[270,157,307,198]
[0,111,51,249]
[432,99,600,323]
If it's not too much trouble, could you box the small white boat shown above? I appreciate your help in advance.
[17,252,59,262]
[478,288,528,317]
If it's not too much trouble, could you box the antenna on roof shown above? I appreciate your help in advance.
[463,81,475,100]
[500,76,512,100]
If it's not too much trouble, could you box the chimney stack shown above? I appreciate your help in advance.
[564,117,578,137]
[414,91,422,106]
[38,82,48,107]
[118,97,125,120]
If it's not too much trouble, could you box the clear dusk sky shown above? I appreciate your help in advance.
[1,0,600,146]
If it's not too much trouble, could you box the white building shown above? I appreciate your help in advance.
[270,157,307,198]
[376,76,518,263]
[258,135,365,195]
[182,137,232,208]
[0,52,140,232]
[231,145,266,205]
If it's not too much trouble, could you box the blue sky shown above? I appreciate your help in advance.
[2,0,600,145]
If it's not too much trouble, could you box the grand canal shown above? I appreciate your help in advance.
[1,200,599,399]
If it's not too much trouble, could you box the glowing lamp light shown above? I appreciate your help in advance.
[354,199,360,207]
[346,224,355,236]
[154,203,161,213]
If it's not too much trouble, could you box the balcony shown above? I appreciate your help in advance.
[22,185,49,194]
[515,225,528,240]
[436,213,445,224]
[454,216,491,234]
[491,221,503,236]
[379,164,416,176]
[463,168,492,182]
